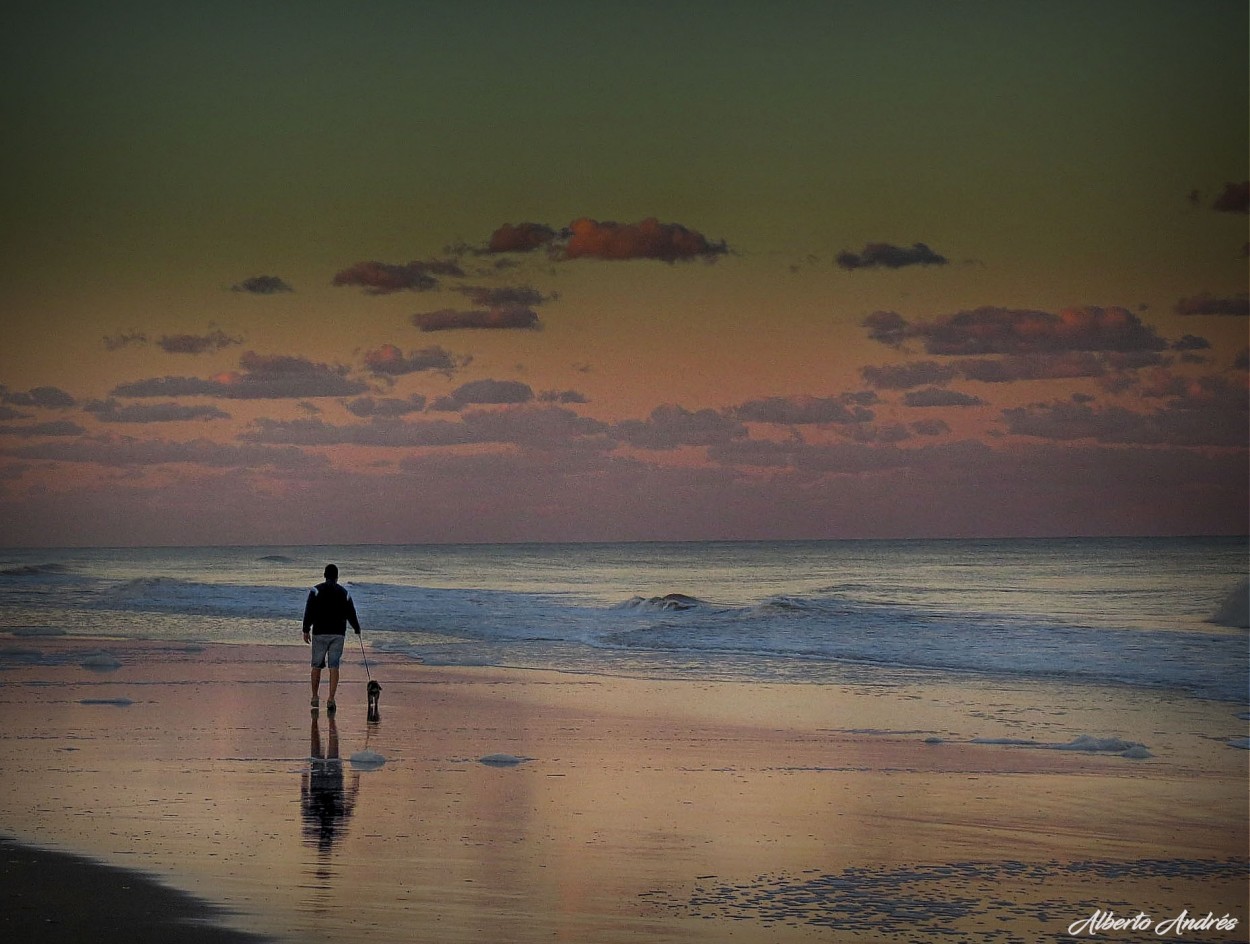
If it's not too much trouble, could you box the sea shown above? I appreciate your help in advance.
[1,537,1246,704]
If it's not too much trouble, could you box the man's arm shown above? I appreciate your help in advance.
[302,588,317,641]
[346,594,361,635]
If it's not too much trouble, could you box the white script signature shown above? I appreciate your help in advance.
[1068,909,1240,937]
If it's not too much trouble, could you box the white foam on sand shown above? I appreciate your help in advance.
[349,750,386,768]
[1208,578,1249,629]
[80,653,123,671]
[0,646,45,663]
[971,734,1152,759]
[478,753,531,766]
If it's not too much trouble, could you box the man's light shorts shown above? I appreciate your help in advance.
[310,633,345,669]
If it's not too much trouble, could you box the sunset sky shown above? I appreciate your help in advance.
[2,0,1247,547]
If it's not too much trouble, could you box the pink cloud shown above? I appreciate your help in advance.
[561,218,729,263]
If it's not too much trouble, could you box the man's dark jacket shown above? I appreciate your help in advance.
[303,581,361,636]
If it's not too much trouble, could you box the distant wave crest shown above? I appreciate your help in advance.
[1,563,69,577]
[614,593,705,612]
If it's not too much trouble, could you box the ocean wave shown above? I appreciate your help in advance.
[0,562,69,577]
[2,540,1244,702]
[614,593,705,612]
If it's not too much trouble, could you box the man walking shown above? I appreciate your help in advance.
[302,564,361,714]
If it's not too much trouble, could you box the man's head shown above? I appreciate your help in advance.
[324,564,339,583]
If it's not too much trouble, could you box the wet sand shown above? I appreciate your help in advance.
[0,637,1245,943]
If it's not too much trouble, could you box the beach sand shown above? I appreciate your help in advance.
[0,637,1245,943]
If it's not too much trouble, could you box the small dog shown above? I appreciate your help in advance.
[366,679,382,722]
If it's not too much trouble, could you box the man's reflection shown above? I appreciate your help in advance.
[301,714,359,856]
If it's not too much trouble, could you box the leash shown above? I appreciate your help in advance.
[357,632,372,681]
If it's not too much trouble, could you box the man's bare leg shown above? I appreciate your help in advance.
[311,666,321,706]
[327,667,340,709]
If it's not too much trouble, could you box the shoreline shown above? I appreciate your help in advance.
[0,636,1245,942]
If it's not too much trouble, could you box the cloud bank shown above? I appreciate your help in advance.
[864,306,1168,355]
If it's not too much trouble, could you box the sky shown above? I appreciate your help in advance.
[1,0,1247,547]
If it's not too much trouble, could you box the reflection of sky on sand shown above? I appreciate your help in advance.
[0,640,1244,943]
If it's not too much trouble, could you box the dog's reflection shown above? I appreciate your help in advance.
[300,715,359,856]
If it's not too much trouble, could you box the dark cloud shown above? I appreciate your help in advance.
[836,242,948,271]
[411,306,540,332]
[486,222,560,254]
[103,331,148,351]
[860,361,957,390]
[245,406,606,451]
[561,218,729,263]
[731,394,876,425]
[345,395,427,418]
[108,376,225,398]
[1174,292,1249,317]
[0,420,84,437]
[12,434,328,470]
[861,311,910,348]
[457,285,552,308]
[246,416,454,447]
[1135,370,1246,410]
[1211,180,1249,214]
[443,379,535,409]
[538,389,589,404]
[902,388,985,407]
[84,400,230,423]
[157,329,243,355]
[956,352,1109,383]
[841,423,911,444]
[112,352,367,400]
[1171,334,1211,352]
[1002,394,1247,447]
[613,404,746,450]
[459,405,607,448]
[332,259,464,294]
[910,418,951,437]
[0,385,76,409]
[362,344,462,376]
[231,275,293,294]
[865,306,1168,356]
